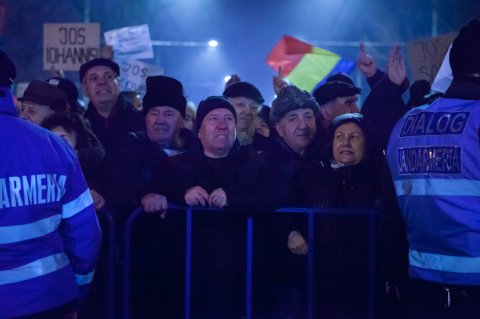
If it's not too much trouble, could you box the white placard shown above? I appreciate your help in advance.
[104,24,154,61]
[118,59,163,96]
[43,23,100,71]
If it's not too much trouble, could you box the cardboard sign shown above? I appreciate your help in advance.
[407,32,457,83]
[104,24,154,61]
[118,59,163,96]
[43,23,100,71]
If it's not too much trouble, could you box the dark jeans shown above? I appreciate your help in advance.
[407,278,480,319]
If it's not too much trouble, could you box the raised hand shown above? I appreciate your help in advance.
[225,74,241,90]
[357,42,378,78]
[387,44,407,86]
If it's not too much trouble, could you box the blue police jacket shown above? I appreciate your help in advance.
[387,96,480,286]
[0,87,102,318]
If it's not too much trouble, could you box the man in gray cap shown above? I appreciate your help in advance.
[312,73,361,131]
[223,80,269,148]
[387,19,480,318]
[79,58,144,150]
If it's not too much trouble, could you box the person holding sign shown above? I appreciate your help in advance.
[79,58,144,150]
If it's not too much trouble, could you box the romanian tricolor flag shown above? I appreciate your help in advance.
[266,35,355,93]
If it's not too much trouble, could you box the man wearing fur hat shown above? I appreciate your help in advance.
[253,85,322,318]
[104,75,194,319]
[80,58,144,150]
[387,19,480,317]
[103,75,194,210]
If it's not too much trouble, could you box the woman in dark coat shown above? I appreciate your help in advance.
[301,113,407,318]
[42,112,106,210]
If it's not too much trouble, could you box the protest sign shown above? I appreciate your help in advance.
[118,59,162,96]
[104,24,154,61]
[43,23,100,71]
[407,32,456,83]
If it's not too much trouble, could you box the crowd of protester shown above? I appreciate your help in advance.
[2,18,480,319]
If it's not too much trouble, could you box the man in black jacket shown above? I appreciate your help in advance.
[80,58,144,150]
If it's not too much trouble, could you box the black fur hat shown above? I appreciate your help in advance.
[142,76,187,117]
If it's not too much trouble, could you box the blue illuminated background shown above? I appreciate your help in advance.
[2,0,479,106]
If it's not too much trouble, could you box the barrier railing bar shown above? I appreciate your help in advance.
[122,207,144,319]
[307,211,315,319]
[122,206,379,319]
[245,216,253,319]
[184,207,192,319]
[99,209,116,319]
[367,212,377,319]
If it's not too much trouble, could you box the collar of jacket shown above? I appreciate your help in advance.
[444,76,480,100]
[85,96,134,120]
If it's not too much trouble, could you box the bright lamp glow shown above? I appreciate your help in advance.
[208,40,218,47]
[224,75,231,82]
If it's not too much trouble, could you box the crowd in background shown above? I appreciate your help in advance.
[2,18,480,319]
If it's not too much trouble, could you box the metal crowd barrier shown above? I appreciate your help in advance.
[122,206,379,319]
[90,208,116,319]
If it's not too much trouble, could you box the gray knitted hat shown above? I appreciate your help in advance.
[270,85,320,125]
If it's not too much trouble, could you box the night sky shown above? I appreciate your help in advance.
[3,0,479,105]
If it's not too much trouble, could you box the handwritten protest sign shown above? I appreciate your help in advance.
[43,23,100,71]
[118,59,162,96]
[104,24,154,61]
[407,32,457,83]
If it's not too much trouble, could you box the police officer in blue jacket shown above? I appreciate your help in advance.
[0,50,101,318]
[387,19,480,318]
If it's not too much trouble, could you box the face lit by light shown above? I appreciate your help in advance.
[198,108,236,158]
[82,65,120,109]
[332,122,366,166]
[145,106,184,146]
[227,96,259,133]
[20,101,55,126]
[275,108,316,156]
[321,95,359,123]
